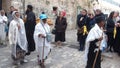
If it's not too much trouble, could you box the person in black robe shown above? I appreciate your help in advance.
[55,11,67,47]
[25,5,36,55]
[106,11,116,52]
[77,9,89,51]
[114,20,120,56]
[85,16,105,68]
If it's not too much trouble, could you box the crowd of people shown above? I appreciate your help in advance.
[0,4,120,68]
[77,9,120,68]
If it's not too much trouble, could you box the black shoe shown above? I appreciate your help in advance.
[40,63,45,68]
[110,49,113,52]
[26,52,31,55]
[118,53,120,56]
[79,49,84,51]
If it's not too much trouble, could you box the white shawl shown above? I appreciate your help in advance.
[34,22,51,60]
[34,22,51,52]
[0,15,8,41]
[9,12,27,57]
[85,24,103,62]
[0,15,8,24]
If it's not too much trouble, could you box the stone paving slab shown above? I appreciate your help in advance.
[0,30,120,68]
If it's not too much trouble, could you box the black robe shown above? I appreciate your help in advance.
[106,18,115,51]
[114,23,120,54]
[25,11,36,54]
[86,39,101,68]
[55,16,67,42]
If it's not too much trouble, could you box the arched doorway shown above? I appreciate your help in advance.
[0,0,2,10]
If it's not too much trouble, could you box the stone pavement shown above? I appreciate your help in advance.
[0,30,120,68]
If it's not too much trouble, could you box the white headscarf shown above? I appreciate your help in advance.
[12,11,20,21]
[9,11,28,58]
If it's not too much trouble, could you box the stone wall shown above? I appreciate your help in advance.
[6,0,89,30]
[2,0,11,12]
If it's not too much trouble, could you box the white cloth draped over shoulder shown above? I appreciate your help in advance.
[0,15,8,41]
[34,22,51,60]
[9,11,27,58]
[85,24,104,62]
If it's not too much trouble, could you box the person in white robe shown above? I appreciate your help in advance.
[9,11,28,65]
[85,16,105,68]
[0,10,8,44]
[34,14,51,67]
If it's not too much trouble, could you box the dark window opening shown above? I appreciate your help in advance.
[0,0,2,10]
[53,6,58,11]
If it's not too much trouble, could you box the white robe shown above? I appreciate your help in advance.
[34,22,51,60]
[0,15,8,41]
[9,19,27,58]
[85,24,103,62]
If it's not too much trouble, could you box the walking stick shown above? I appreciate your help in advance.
[92,33,103,68]
[41,38,45,68]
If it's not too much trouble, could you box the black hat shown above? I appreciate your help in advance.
[95,16,105,24]
[27,5,33,10]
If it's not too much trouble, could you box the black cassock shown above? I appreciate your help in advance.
[25,11,36,54]
[114,22,120,54]
[86,39,101,68]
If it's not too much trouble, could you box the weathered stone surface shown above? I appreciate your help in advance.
[2,0,90,30]
[0,30,120,68]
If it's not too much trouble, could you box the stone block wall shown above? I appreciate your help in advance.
[8,0,89,30]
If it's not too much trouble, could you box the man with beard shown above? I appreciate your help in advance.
[25,5,36,55]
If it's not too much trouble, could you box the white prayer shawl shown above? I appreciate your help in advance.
[85,24,103,62]
[0,15,8,41]
[34,22,51,60]
[9,18,27,58]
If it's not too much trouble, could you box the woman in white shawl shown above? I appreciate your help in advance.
[85,16,105,68]
[9,11,28,65]
[0,10,8,44]
[34,14,51,67]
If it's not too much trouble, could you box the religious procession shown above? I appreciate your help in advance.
[0,0,120,68]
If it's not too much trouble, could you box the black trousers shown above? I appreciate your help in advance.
[78,34,87,50]
[86,50,101,68]
[107,33,114,50]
